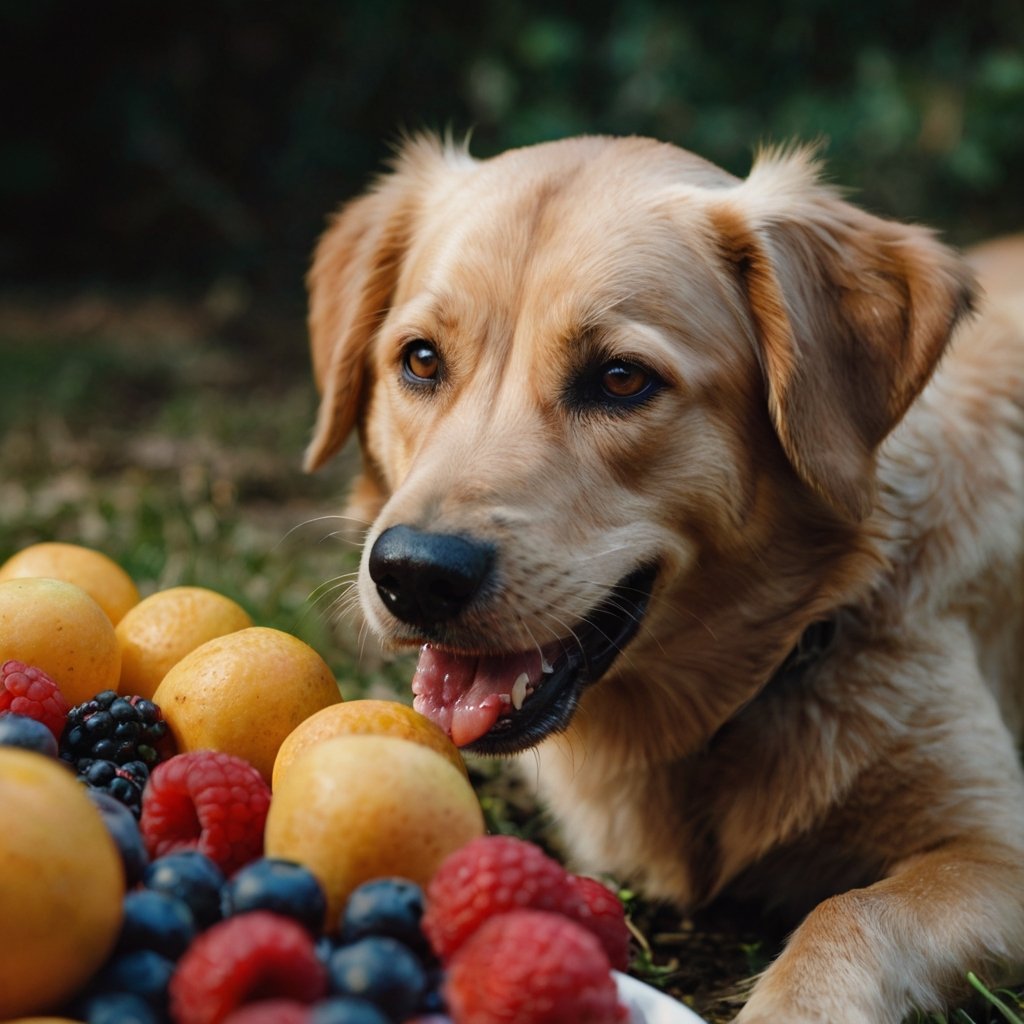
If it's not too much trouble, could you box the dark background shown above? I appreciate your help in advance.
[5,0,1024,313]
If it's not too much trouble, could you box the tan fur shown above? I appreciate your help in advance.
[305,134,1024,1023]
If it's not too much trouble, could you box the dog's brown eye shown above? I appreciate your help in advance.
[402,340,440,384]
[601,360,651,399]
[564,355,664,416]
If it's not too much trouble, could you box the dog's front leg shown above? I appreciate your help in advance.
[736,838,1024,1024]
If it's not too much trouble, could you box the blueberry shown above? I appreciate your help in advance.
[91,948,175,1011]
[88,790,150,886]
[310,997,392,1024]
[74,990,160,1024]
[326,936,427,1020]
[316,933,338,966]
[418,965,448,1014]
[117,889,197,959]
[0,713,58,757]
[339,877,428,953]
[143,850,225,928]
[221,856,327,933]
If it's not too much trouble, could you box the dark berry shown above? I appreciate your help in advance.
[91,948,176,1012]
[61,690,172,771]
[339,877,428,954]
[326,936,427,1021]
[143,850,226,929]
[315,934,337,967]
[221,857,327,933]
[117,889,197,959]
[418,964,448,1014]
[73,990,160,1024]
[78,756,147,816]
[310,998,392,1024]
[88,790,150,886]
[0,711,59,756]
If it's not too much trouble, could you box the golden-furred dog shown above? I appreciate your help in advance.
[303,134,1024,1023]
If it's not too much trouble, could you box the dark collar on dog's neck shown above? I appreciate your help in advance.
[769,617,838,689]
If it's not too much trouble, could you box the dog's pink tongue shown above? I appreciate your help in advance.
[412,643,542,747]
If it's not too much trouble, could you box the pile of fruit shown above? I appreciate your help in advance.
[0,542,635,1024]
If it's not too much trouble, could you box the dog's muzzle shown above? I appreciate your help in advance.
[366,522,657,752]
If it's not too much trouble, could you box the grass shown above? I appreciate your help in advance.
[1,290,1021,1024]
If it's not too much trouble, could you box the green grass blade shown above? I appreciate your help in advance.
[967,973,1024,1024]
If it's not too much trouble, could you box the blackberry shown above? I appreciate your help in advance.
[60,690,172,770]
[78,757,150,816]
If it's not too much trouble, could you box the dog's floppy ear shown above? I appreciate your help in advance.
[304,181,410,471]
[711,148,976,520]
[305,136,464,471]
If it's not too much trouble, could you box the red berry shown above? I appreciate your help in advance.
[569,875,631,971]
[444,909,628,1024]
[422,836,586,962]
[169,911,327,1024]
[140,750,270,876]
[0,659,69,740]
[221,999,311,1024]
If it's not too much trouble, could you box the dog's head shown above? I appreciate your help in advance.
[305,134,973,757]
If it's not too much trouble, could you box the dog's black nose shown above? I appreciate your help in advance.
[368,525,495,627]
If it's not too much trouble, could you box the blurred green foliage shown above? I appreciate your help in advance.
[4,0,1023,303]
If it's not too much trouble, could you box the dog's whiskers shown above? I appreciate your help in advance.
[537,610,586,658]
[273,513,371,552]
[306,571,360,604]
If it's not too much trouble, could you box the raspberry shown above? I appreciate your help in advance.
[444,909,627,1024]
[221,1000,311,1024]
[140,750,271,876]
[569,875,631,971]
[169,911,327,1024]
[0,659,69,740]
[422,835,586,961]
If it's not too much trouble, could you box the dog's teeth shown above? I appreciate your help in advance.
[511,672,529,710]
[541,657,554,674]
[498,693,512,705]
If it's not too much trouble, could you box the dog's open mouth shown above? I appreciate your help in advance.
[411,564,658,754]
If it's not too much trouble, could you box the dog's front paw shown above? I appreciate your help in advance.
[737,954,880,1024]
[734,993,875,1024]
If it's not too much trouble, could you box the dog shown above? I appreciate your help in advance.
[303,133,1024,1023]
